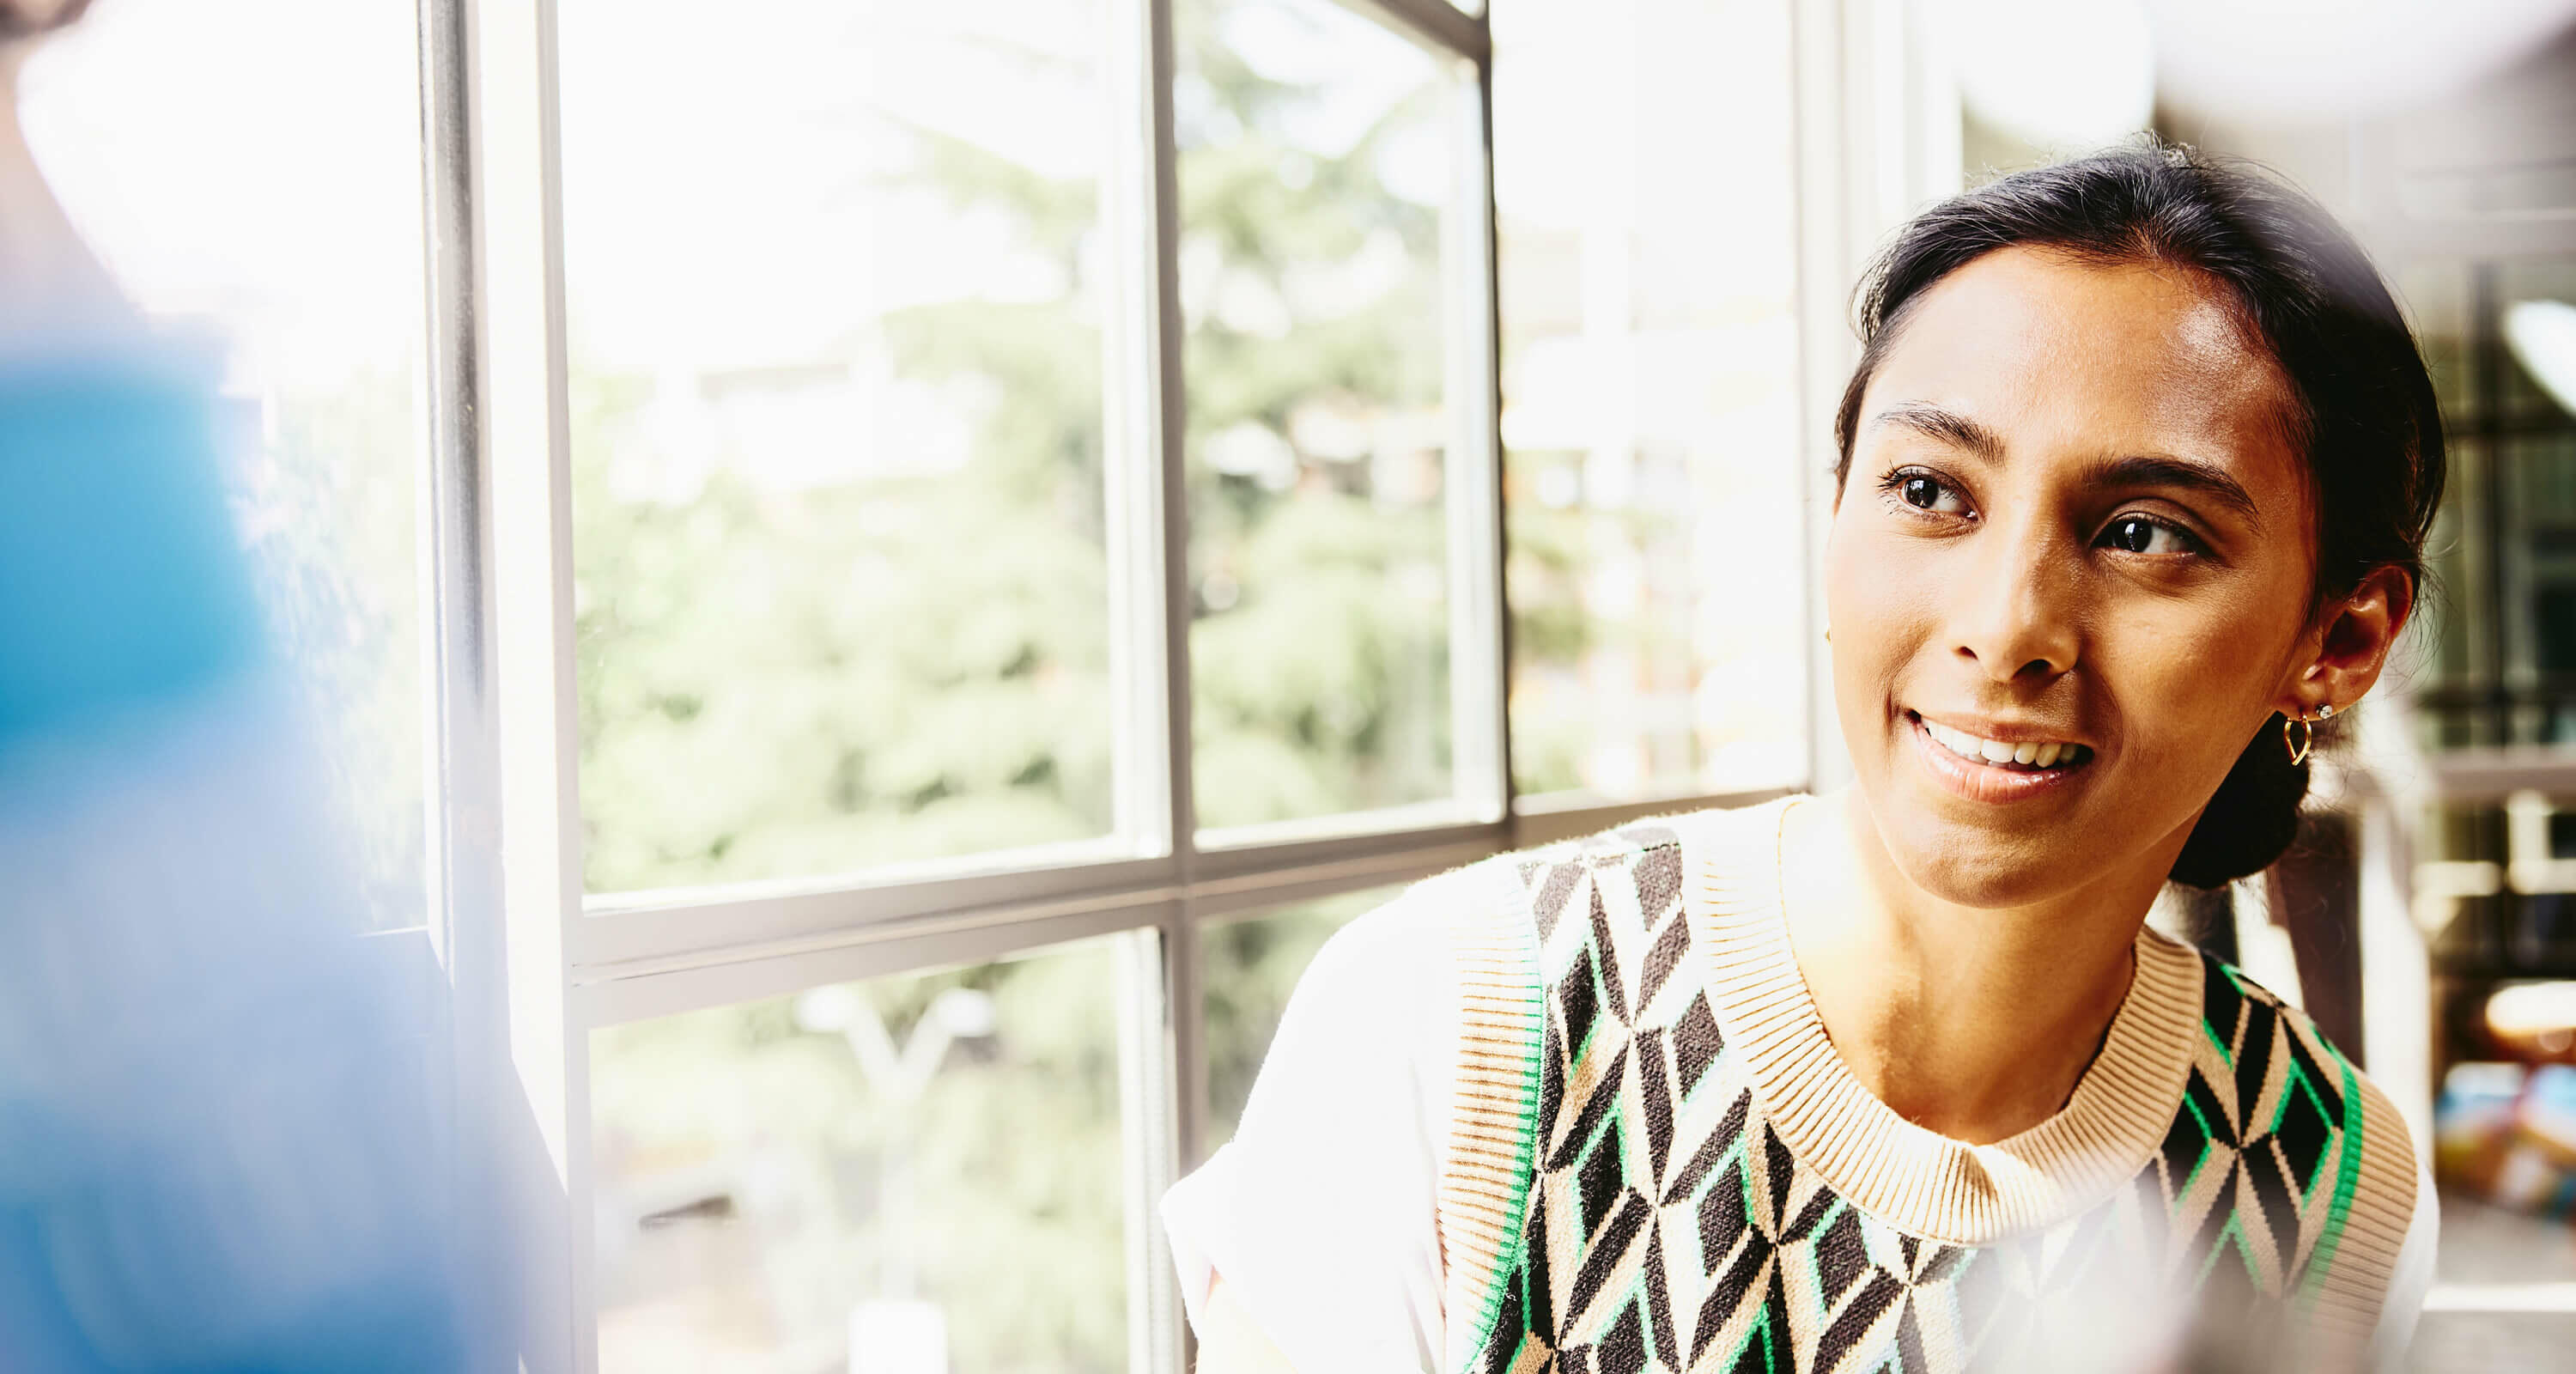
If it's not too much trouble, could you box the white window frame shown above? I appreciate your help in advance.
[415,0,1946,1368]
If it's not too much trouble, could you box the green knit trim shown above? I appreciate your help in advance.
[1455,868,1547,1374]
[2297,1053,2366,1304]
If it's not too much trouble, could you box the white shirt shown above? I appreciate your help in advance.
[1162,888,2440,1372]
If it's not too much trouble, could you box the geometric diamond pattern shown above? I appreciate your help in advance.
[1461,826,2369,1374]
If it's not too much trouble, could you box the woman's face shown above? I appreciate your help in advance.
[1826,246,2329,906]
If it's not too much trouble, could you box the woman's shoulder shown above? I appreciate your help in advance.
[2182,941,2409,1140]
[2166,936,2415,1150]
[1494,798,1791,866]
[1282,796,1796,1047]
[1407,797,1795,917]
[1272,804,1784,1046]
[2163,937,2424,1321]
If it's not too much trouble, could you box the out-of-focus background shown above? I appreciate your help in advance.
[24,0,2576,1368]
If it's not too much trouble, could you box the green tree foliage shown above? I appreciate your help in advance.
[1176,0,1455,826]
[580,3,1500,1370]
[592,949,1127,1372]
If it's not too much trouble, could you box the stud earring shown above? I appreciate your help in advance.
[2283,703,2333,766]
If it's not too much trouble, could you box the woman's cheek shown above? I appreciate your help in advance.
[1851,538,1951,653]
[2100,600,2277,770]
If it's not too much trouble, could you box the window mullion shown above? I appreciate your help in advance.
[1792,0,1858,793]
[1131,0,1199,1365]
[460,0,590,1368]
[1334,0,1488,63]
[1117,925,1190,1374]
[1448,52,1510,824]
[1144,4,1197,884]
[418,0,489,977]
[1107,0,1180,866]
[416,0,529,1368]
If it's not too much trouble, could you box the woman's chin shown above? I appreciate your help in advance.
[1890,836,2087,909]
[1852,785,2117,909]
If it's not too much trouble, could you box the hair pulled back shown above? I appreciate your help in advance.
[1833,141,2446,888]
[0,0,93,42]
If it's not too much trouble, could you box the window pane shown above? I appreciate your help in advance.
[1495,0,1808,803]
[592,940,1127,1372]
[561,0,1121,894]
[2500,258,2576,426]
[23,0,430,931]
[2410,255,2576,751]
[1200,885,1396,1151]
[2396,260,2480,424]
[1177,0,1466,833]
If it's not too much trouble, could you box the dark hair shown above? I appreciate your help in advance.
[1834,141,2445,889]
[0,0,93,42]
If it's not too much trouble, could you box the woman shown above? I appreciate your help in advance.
[0,3,471,1367]
[1166,143,2441,1373]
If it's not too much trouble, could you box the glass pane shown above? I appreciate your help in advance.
[1200,885,1395,1151]
[2395,260,2480,427]
[22,0,430,931]
[561,0,1121,894]
[1494,0,1808,804]
[2500,258,2576,426]
[1177,0,1463,833]
[2506,434,2576,735]
[592,940,1127,1372]
[2419,437,2486,696]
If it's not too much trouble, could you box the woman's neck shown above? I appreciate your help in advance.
[1776,790,2171,1145]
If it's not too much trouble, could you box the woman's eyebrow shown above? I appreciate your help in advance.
[1869,403,2005,461]
[2084,453,2264,531]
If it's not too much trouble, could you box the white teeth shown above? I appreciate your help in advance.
[1920,718,2081,769]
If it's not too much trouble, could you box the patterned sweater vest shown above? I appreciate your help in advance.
[1433,801,2417,1374]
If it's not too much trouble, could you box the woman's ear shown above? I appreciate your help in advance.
[2286,566,2415,712]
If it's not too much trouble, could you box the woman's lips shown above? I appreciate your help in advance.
[1906,711,2093,804]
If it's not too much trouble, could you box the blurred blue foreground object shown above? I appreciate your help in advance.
[0,356,470,1371]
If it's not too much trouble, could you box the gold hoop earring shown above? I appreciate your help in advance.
[2282,714,2312,766]
[2283,702,2333,766]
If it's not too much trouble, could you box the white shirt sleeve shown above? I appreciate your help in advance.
[1160,886,1458,1373]
[2371,1151,2441,1371]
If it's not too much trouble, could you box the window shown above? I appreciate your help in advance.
[2399,256,2576,749]
[558,0,1127,895]
[1494,0,1807,806]
[102,0,1849,1367]
[592,940,1129,1372]
[1178,0,1490,838]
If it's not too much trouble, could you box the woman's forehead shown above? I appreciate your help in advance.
[1862,246,2300,485]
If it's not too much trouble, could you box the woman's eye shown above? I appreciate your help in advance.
[1876,467,1971,520]
[1896,473,1962,513]
[2102,515,2197,556]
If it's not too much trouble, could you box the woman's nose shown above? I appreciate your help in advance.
[1949,521,2079,684]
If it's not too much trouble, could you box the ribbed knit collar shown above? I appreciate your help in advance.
[1681,797,2204,1245]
